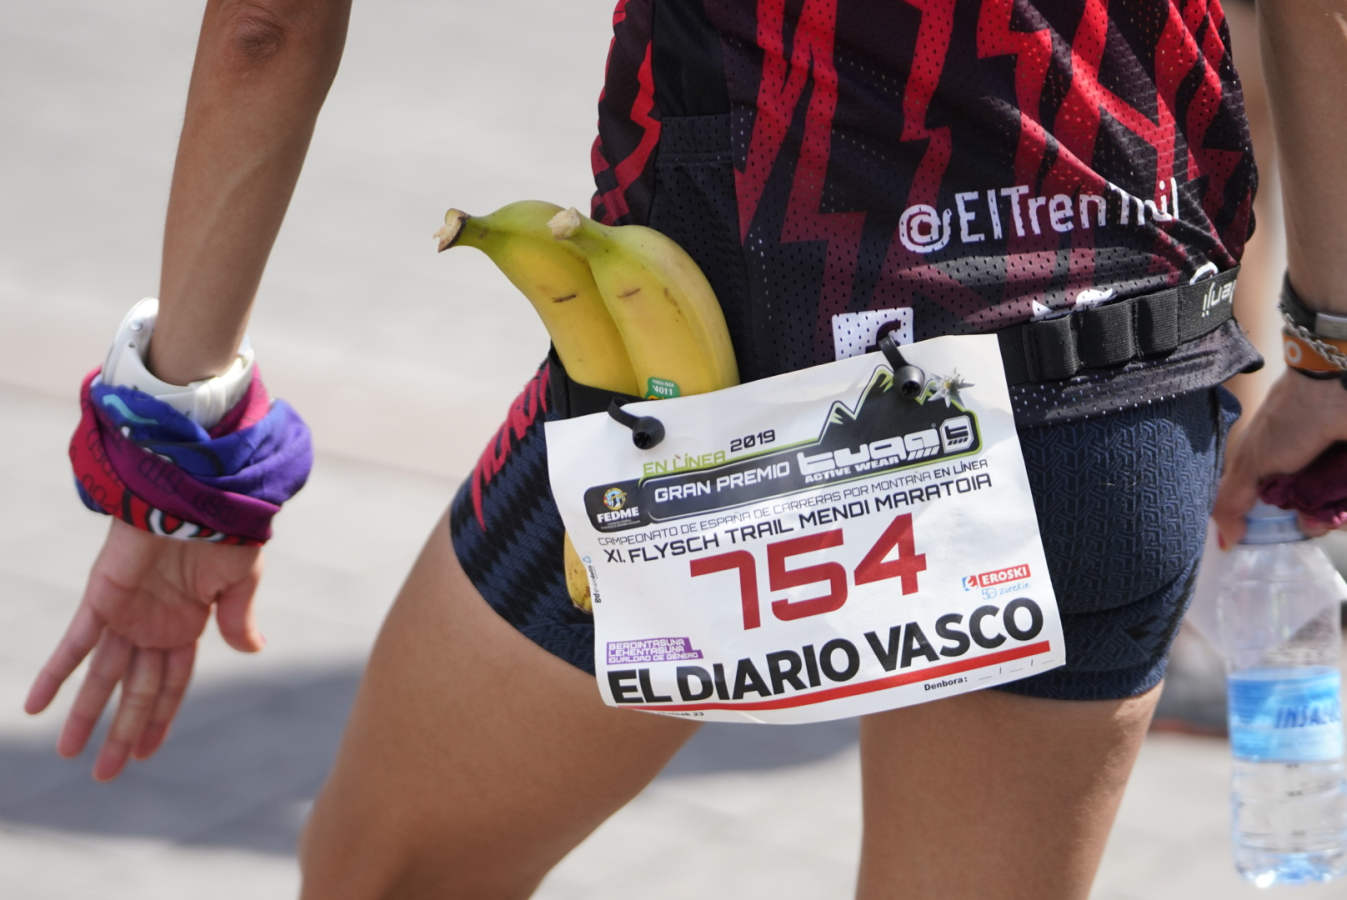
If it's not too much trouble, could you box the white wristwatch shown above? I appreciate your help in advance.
[99,297,255,429]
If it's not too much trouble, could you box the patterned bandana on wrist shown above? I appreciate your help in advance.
[69,367,312,544]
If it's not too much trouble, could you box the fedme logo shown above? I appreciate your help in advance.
[963,564,1030,591]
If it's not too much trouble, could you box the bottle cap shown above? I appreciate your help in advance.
[1239,500,1305,544]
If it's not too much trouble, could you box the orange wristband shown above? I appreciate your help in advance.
[1282,331,1347,372]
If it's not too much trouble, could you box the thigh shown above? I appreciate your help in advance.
[856,684,1161,900]
[854,391,1234,898]
[999,387,1239,701]
[299,510,700,900]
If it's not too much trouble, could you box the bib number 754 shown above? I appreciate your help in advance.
[689,513,925,630]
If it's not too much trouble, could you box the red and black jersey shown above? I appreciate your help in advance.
[590,0,1259,421]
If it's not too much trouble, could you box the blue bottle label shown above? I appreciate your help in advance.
[1227,668,1344,763]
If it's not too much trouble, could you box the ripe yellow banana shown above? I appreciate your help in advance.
[548,207,740,399]
[437,200,639,615]
[546,208,739,612]
[436,200,639,395]
[437,203,740,616]
[562,537,591,613]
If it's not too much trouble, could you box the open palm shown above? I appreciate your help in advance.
[25,519,264,780]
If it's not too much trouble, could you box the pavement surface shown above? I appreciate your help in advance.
[3,3,1344,898]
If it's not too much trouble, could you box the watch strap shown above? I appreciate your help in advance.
[1279,276,1347,341]
[99,298,254,429]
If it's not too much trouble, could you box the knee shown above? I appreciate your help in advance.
[298,785,547,900]
[297,781,406,899]
[300,848,545,900]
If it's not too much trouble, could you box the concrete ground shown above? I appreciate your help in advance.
[3,3,1343,898]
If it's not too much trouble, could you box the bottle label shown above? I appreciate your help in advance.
[1227,668,1345,762]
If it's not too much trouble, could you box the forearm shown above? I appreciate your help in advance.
[150,0,351,384]
[1258,0,1347,312]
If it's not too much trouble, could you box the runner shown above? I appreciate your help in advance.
[25,2,1347,897]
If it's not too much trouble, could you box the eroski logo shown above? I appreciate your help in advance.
[964,564,1031,591]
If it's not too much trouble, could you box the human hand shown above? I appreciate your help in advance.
[1211,370,1347,546]
[24,519,264,780]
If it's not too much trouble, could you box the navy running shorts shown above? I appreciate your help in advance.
[449,359,1241,703]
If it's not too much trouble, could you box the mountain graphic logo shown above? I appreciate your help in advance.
[807,366,979,465]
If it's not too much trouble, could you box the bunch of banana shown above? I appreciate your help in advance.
[436,201,738,613]
[547,207,738,400]
[435,200,639,395]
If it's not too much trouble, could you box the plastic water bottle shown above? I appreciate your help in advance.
[1216,502,1347,886]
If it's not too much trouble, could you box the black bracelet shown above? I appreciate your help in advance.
[1289,365,1347,388]
[1281,275,1347,339]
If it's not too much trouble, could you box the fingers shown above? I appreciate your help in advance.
[57,640,193,778]
[215,569,265,653]
[94,648,165,782]
[1211,374,1347,546]
[1212,438,1258,547]
[58,632,133,758]
[24,604,105,715]
[1298,514,1335,539]
[133,645,196,761]
[31,521,262,777]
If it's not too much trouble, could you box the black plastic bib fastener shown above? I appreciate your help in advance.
[879,333,926,399]
[607,398,666,449]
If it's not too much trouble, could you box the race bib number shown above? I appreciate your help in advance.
[545,334,1064,723]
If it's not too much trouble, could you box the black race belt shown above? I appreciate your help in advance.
[550,266,1241,417]
[997,266,1238,385]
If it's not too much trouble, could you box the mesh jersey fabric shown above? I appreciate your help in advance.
[590,0,1260,424]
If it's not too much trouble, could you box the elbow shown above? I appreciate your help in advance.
[211,0,350,77]
[226,8,288,67]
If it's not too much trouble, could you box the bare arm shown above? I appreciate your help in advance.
[1259,0,1347,309]
[25,0,351,781]
[1212,0,1347,542]
[151,0,351,383]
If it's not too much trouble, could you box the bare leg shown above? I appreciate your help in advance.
[855,684,1161,900]
[299,511,700,899]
